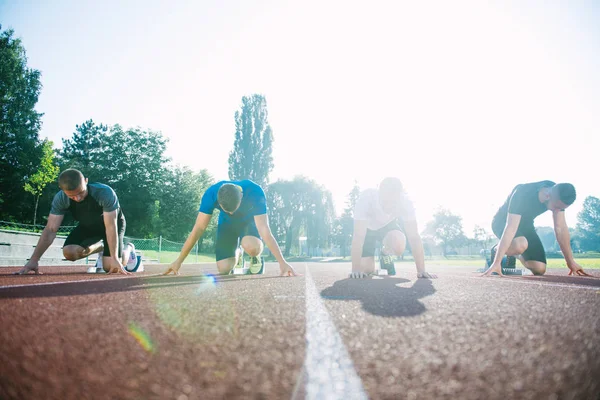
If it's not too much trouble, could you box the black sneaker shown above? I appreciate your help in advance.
[379,252,396,276]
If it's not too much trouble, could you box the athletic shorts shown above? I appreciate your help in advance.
[362,220,405,258]
[215,219,261,261]
[64,220,126,258]
[492,216,546,264]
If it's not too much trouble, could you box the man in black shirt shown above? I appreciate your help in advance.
[16,169,132,275]
[482,181,592,277]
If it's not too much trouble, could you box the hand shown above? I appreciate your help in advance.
[162,261,183,276]
[349,271,370,279]
[567,262,593,277]
[14,260,42,275]
[417,271,437,279]
[104,257,131,275]
[481,262,504,277]
[279,261,300,277]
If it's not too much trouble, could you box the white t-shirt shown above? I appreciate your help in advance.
[353,188,416,231]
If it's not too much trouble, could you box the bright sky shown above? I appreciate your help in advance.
[2,0,599,237]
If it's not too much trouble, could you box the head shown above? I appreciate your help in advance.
[378,177,405,215]
[217,183,243,214]
[546,183,576,211]
[58,169,88,202]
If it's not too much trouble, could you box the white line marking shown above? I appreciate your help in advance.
[304,263,368,400]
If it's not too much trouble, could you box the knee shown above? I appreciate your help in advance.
[383,231,406,256]
[530,264,546,276]
[512,237,528,254]
[216,259,234,275]
[63,247,81,261]
[241,236,263,257]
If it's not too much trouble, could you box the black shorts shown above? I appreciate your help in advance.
[64,221,126,258]
[215,219,261,261]
[362,220,404,257]
[492,216,546,264]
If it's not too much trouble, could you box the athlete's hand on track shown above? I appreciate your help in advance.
[567,262,593,277]
[280,261,300,277]
[14,260,42,275]
[104,258,131,275]
[417,271,438,279]
[480,262,504,277]
[162,261,182,276]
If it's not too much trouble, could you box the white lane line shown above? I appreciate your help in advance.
[0,274,164,289]
[304,263,368,400]
[444,274,600,291]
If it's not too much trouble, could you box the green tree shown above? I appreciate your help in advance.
[333,181,361,257]
[23,139,59,226]
[423,208,467,256]
[59,119,108,177]
[228,94,274,188]
[576,196,600,251]
[158,166,214,242]
[60,122,170,237]
[268,176,335,256]
[0,26,44,221]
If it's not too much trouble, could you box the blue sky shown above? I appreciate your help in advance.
[2,0,599,236]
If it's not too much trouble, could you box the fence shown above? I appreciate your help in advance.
[0,221,211,264]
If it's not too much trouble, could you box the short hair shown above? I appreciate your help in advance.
[58,169,84,191]
[217,183,243,213]
[378,177,404,199]
[554,183,576,206]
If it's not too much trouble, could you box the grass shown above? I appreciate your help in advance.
[394,257,600,269]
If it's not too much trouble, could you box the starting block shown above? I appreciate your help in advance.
[374,269,388,276]
[229,257,249,275]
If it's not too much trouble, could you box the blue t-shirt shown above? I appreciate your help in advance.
[199,180,267,223]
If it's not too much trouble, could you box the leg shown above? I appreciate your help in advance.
[360,228,378,274]
[100,221,125,272]
[215,220,242,275]
[62,226,103,261]
[505,236,528,256]
[520,231,547,275]
[382,230,407,256]
[241,235,263,257]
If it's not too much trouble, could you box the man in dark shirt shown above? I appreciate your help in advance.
[482,180,592,277]
[162,179,298,276]
[16,169,131,275]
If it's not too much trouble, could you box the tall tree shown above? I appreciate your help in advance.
[576,196,600,251]
[59,119,108,177]
[333,181,361,256]
[23,139,59,226]
[423,208,467,256]
[228,94,274,188]
[158,166,214,242]
[268,176,335,256]
[0,26,44,221]
[60,122,170,237]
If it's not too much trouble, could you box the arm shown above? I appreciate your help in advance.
[16,214,64,275]
[553,210,592,276]
[482,213,521,276]
[254,214,299,276]
[403,220,427,275]
[163,212,212,275]
[103,210,130,275]
[350,219,368,273]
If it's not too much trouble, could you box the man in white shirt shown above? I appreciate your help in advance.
[350,177,436,279]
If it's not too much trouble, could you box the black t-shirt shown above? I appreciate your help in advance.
[50,183,124,230]
[494,180,555,224]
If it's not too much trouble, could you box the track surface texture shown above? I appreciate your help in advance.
[1,262,599,400]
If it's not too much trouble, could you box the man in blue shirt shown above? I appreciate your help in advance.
[162,179,298,276]
[16,169,132,275]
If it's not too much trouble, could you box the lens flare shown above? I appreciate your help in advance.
[128,322,155,353]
